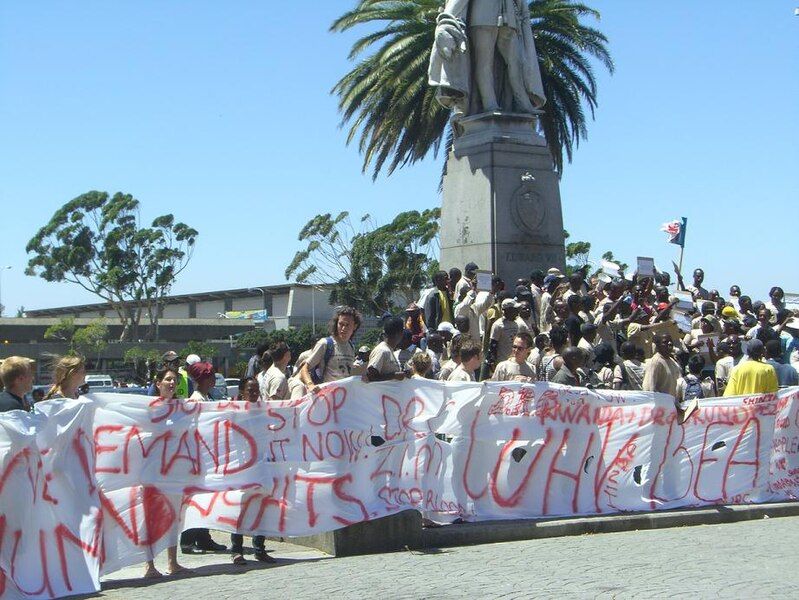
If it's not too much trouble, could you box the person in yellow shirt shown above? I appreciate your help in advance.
[723,340,779,396]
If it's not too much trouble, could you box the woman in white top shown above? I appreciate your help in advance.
[143,367,189,578]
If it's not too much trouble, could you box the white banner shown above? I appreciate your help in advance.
[1,381,798,598]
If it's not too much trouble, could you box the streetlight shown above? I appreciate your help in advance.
[248,287,266,330]
[310,284,326,333]
[0,266,11,318]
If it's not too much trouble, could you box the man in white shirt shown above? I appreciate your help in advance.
[264,342,291,400]
[492,332,536,382]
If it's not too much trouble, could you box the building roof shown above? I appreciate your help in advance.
[24,283,331,318]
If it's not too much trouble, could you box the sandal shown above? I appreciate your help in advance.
[232,553,247,566]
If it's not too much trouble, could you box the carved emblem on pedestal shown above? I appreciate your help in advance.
[511,172,547,237]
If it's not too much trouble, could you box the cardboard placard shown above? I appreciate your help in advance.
[636,256,655,278]
[475,270,494,292]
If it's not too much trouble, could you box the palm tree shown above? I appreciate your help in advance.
[331,0,614,178]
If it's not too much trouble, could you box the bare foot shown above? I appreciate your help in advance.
[166,564,192,576]
[143,565,163,579]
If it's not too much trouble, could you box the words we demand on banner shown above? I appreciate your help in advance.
[1,380,798,599]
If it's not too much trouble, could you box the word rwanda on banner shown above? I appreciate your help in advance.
[1,380,798,598]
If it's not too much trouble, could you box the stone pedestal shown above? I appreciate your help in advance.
[440,111,566,283]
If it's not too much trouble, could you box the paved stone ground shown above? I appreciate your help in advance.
[90,517,798,599]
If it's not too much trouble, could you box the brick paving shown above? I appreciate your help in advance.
[92,516,798,599]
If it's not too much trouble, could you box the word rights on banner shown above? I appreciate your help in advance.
[1,381,798,598]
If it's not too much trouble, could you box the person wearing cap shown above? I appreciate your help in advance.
[0,356,35,412]
[435,320,455,360]
[423,270,453,331]
[404,302,428,346]
[180,360,228,554]
[723,339,778,396]
[487,298,529,374]
[352,345,371,374]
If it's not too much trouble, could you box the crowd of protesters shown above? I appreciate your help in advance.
[1,260,797,575]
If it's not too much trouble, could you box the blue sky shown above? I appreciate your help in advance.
[1,1,797,315]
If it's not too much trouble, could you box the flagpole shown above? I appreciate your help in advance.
[677,216,687,274]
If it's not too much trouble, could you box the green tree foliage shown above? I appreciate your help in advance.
[331,0,613,178]
[180,340,219,361]
[26,191,198,340]
[123,347,162,383]
[563,230,629,277]
[44,317,77,343]
[72,318,109,358]
[44,317,109,357]
[286,209,440,316]
[235,325,328,364]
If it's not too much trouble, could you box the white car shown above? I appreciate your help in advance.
[225,378,240,399]
[85,374,114,392]
[209,373,229,400]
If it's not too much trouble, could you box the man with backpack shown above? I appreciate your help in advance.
[299,306,362,393]
[676,354,713,422]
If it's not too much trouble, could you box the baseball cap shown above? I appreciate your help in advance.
[358,345,370,354]
[437,321,455,334]
[162,351,179,362]
[185,354,201,366]
[501,298,520,309]
[721,306,739,319]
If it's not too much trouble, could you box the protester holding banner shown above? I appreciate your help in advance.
[300,305,361,392]
[491,332,535,382]
[181,360,227,554]
[144,366,190,578]
[229,376,276,566]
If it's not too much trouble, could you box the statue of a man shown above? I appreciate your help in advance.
[429,0,546,116]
